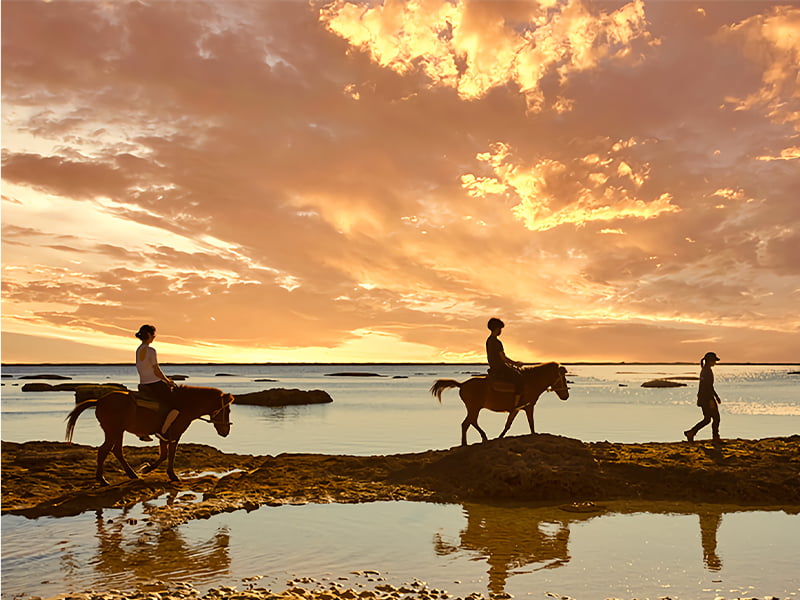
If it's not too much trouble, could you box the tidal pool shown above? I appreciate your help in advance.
[2,499,798,600]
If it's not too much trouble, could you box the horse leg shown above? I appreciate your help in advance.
[165,440,181,482]
[525,403,536,434]
[140,440,168,474]
[110,433,140,480]
[498,410,519,439]
[461,403,488,446]
[96,437,115,486]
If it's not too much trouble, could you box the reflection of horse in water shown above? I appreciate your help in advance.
[65,385,234,485]
[92,498,231,583]
[434,502,595,595]
[431,362,569,446]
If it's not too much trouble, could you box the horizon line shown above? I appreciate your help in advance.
[3,361,799,367]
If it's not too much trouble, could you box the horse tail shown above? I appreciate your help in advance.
[430,379,462,402]
[65,399,98,442]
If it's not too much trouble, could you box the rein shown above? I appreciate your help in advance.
[198,395,234,425]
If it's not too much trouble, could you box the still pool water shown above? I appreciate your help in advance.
[2,500,798,600]
[2,363,799,598]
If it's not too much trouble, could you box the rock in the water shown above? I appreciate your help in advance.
[18,374,72,380]
[641,379,687,388]
[234,388,333,406]
[325,372,385,377]
[74,384,129,403]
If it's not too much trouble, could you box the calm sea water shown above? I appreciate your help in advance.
[2,363,799,599]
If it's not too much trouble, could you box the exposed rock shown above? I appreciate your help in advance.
[169,374,189,380]
[3,435,798,523]
[641,379,687,388]
[74,384,130,403]
[18,374,73,380]
[325,372,385,377]
[234,388,333,406]
[22,382,128,395]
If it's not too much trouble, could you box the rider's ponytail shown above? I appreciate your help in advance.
[135,324,156,341]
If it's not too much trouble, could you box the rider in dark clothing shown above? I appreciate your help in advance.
[486,318,526,408]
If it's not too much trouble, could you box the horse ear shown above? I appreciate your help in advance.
[223,392,235,404]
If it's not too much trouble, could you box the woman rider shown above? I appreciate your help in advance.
[486,318,526,408]
[135,324,179,442]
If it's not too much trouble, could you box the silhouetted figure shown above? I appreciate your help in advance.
[135,324,178,441]
[486,318,525,408]
[699,510,723,571]
[684,351,722,443]
[433,503,582,595]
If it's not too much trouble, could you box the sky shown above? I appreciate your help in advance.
[2,0,799,365]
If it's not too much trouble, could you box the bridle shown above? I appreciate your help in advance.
[547,371,569,395]
[199,395,234,426]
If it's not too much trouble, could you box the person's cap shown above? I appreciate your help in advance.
[704,352,721,361]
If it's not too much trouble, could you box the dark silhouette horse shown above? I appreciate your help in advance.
[66,385,234,485]
[431,361,569,446]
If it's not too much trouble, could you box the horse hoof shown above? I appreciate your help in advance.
[98,479,109,487]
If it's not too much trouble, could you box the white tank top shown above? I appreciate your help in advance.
[136,344,161,384]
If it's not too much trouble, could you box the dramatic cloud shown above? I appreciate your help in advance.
[2,0,799,363]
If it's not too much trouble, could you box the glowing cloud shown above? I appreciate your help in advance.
[321,0,654,110]
[719,6,800,128]
[461,140,680,231]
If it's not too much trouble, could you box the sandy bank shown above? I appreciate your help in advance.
[3,435,798,527]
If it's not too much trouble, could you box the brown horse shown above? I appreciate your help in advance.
[430,361,569,446]
[65,385,234,486]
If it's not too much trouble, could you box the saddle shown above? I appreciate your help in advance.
[486,375,516,394]
[131,390,166,415]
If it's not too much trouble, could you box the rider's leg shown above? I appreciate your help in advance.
[513,375,525,409]
[156,409,179,441]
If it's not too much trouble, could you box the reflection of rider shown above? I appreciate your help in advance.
[433,502,576,595]
[135,324,178,442]
[486,318,525,407]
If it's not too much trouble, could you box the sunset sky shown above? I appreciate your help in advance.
[2,0,799,364]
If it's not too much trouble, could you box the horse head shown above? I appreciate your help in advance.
[209,392,234,437]
[549,364,570,401]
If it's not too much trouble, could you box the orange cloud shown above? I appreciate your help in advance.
[461,140,679,231]
[719,6,800,128]
[321,0,654,110]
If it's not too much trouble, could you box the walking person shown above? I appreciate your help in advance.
[684,352,722,443]
[135,324,179,442]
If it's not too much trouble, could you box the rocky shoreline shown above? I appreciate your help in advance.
[34,579,788,600]
[4,435,798,600]
[3,435,799,528]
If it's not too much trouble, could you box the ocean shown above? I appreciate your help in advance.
[1,363,799,599]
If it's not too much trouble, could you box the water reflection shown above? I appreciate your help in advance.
[699,510,722,571]
[91,495,231,585]
[435,503,732,594]
[434,502,598,595]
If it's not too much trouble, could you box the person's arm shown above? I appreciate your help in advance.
[151,349,175,387]
[501,351,523,368]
